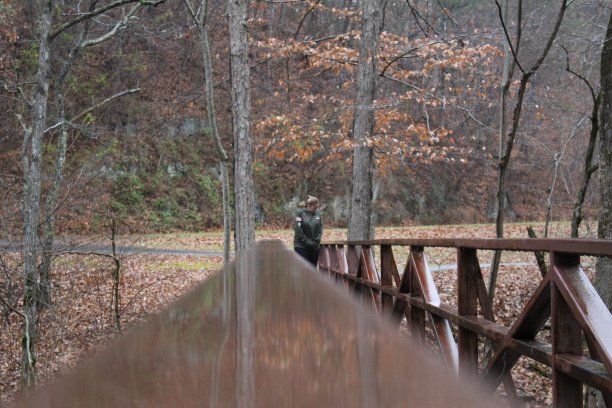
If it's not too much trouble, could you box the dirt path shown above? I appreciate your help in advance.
[0,240,225,257]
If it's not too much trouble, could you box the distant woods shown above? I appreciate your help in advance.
[1,0,609,234]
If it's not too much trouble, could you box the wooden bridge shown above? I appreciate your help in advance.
[319,238,612,407]
[21,239,612,407]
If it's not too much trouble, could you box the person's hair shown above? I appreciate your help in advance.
[298,195,319,208]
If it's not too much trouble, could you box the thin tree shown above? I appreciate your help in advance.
[20,0,54,387]
[348,0,386,241]
[19,0,164,387]
[39,2,143,307]
[565,50,602,238]
[488,0,567,302]
[185,0,232,263]
[229,0,256,251]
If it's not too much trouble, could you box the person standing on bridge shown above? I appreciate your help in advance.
[293,195,322,267]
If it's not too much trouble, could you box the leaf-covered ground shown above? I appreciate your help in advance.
[0,223,596,406]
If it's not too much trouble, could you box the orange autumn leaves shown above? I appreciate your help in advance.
[252,27,500,172]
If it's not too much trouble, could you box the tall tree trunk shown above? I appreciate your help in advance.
[187,0,232,263]
[38,128,67,308]
[21,0,54,387]
[229,0,255,252]
[588,12,612,408]
[38,0,97,308]
[596,10,612,314]
[347,0,385,241]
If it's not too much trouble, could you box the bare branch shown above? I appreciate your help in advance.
[494,0,525,73]
[80,3,142,48]
[44,88,141,134]
[49,0,166,40]
[0,293,25,319]
[403,0,441,38]
[561,45,597,104]
[294,0,322,40]
[380,39,454,77]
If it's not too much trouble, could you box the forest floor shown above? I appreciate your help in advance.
[0,222,597,406]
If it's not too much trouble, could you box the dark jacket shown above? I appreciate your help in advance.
[293,209,323,250]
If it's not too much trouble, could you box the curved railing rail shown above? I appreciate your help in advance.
[318,238,612,408]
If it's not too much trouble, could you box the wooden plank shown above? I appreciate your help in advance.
[555,354,612,394]
[458,248,478,376]
[551,278,583,408]
[472,253,520,407]
[550,254,612,378]
[346,245,359,293]
[484,274,551,390]
[391,257,412,324]
[412,246,458,371]
[322,238,612,257]
[360,247,379,311]
[380,245,396,316]
[408,252,426,345]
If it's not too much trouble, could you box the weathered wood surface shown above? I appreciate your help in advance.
[21,241,492,407]
[319,238,612,407]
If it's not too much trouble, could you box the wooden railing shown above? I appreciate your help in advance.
[318,238,612,408]
[21,241,494,408]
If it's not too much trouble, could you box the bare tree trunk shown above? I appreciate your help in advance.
[488,0,567,302]
[489,0,521,300]
[596,9,612,316]
[21,0,54,387]
[110,220,122,333]
[38,0,98,308]
[347,0,385,241]
[38,128,67,308]
[571,93,601,238]
[229,0,255,252]
[186,0,232,263]
[586,12,611,408]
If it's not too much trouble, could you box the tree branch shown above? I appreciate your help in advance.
[49,0,165,40]
[80,3,142,48]
[0,293,25,319]
[494,0,524,73]
[44,88,141,134]
[561,45,597,104]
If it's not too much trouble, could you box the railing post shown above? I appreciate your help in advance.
[409,246,426,344]
[458,247,478,376]
[550,252,583,408]
[346,244,359,294]
[380,245,395,317]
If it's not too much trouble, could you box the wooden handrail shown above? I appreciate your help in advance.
[21,241,494,408]
[323,237,612,256]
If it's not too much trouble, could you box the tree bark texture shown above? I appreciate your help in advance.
[21,0,54,387]
[348,0,384,241]
[229,0,255,252]
[587,13,611,408]
[596,11,612,312]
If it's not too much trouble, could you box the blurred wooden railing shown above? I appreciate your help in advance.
[21,241,493,408]
[318,238,612,408]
